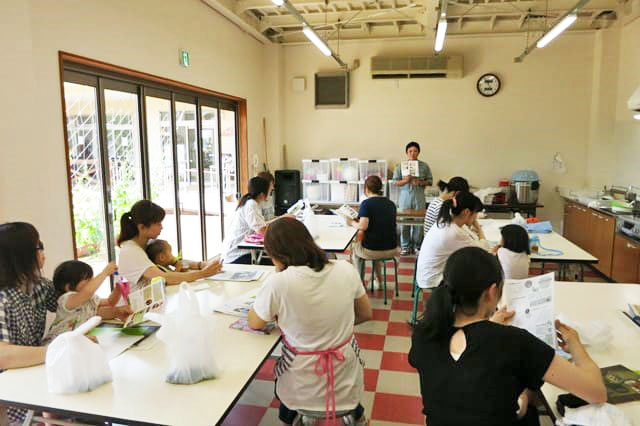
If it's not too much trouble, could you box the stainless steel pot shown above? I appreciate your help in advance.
[514,181,539,204]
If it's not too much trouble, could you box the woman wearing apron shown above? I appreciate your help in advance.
[392,141,433,255]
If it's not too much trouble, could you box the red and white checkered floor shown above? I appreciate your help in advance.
[220,255,605,426]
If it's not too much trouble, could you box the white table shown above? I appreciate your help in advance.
[0,265,280,426]
[238,215,358,263]
[541,281,640,422]
[481,219,598,280]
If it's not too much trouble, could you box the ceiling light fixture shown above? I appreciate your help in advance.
[303,25,332,56]
[536,13,577,48]
[271,0,284,5]
[434,15,448,52]
[633,113,640,120]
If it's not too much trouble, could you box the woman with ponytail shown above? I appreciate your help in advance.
[221,176,293,264]
[118,200,222,289]
[416,191,488,296]
[409,247,606,425]
[423,176,469,235]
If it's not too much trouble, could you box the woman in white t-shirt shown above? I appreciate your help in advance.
[416,191,489,299]
[221,176,291,264]
[423,177,469,235]
[248,217,373,426]
[496,224,531,280]
[117,200,222,290]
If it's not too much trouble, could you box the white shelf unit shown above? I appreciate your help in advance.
[358,160,388,181]
[302,180,331,202]
[358,180,389,200]
[330,158,359,182]
[302,159,331,181]
[330,181,359,203]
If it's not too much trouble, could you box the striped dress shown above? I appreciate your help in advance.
[423,197,444,235]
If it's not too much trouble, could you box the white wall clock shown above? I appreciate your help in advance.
[477,73,501,97]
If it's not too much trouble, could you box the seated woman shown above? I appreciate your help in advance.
[409,247,606,426]
[221,176,290,265]
[416,191,488,299]
[348,175,398,289]
[248,217,372,426]
[0,222,58,424]
[257,171,276,220]
[117,200,222,290]
[423,177,469,235]
[496,224,531,280]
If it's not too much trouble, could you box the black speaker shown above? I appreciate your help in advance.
[275,170,301,215]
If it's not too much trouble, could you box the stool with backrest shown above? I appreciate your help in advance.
[358,257,399,305]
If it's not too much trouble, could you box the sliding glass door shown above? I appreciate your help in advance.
[62,68,239,293]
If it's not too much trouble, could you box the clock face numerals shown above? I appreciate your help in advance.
[477,73,501,97]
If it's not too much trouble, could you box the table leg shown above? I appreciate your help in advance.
[541,261,545,275]
[250,249,257,265]
[580,264,584,282]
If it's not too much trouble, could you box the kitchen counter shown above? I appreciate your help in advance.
[560,195,621,218]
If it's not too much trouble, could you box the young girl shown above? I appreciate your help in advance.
[497,224,531,280]
[423,177,469,235]
[44,261,132,342]
[0,222,57,423]
[248,217,372,425]
[348,175,398,289]
[221,176,291,264]
[117,200,222,290]
[409,247,606,425]
[257,171,276,220]
[416,191,488,296]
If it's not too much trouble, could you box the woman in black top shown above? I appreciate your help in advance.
[409,247,606,426]
[347,176,398,289]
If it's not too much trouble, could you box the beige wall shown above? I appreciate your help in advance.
[280,33,596,225]
[0,0,279,275]
[587,0,640,189]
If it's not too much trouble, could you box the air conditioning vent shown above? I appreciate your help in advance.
[370,55,463,79]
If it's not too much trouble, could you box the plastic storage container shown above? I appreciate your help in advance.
[358,160,388,181]
[330,181,359,203]
[330,158,359,182]
[388,181,400,206]
[358,181,388,200]
[302,159,331,181]
[302,180,331,202]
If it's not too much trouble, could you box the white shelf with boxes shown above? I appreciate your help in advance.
[301,158,390,205]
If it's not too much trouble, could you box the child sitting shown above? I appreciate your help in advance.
[145,239,213,272]
[496,224,531,279]
[44,261,132,342]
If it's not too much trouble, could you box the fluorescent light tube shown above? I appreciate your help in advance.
[271,0,284,5]
[434,17,447,52]
[634,113,640,120]
[536,13,577,48]
[303,26,332,56]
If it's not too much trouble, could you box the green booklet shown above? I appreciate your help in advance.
[601,365,640,404]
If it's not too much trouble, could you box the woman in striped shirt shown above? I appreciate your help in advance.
[423,177,470,236]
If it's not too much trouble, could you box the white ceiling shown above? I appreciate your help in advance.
[203,0,622,44]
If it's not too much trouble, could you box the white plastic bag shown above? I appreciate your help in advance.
[145,283,221,384]
[46,316,111,394]
[511,212,527,227]
[303,200,319,239]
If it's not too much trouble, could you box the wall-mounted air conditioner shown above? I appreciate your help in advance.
[370,56,463,79]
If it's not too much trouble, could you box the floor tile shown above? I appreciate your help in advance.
[368,289,397,300]
[359,349,383,370]
[389,309,412,323]
[354,333,386,351]
[383,335,412,353]
[398,282,413,292]
[395,290,414,301]
[221,404,268,426]
[237,379,275,407]
[386,321,413,337]
[369,297,393,310]
[376,370,421,396]
[363,368,379,392]
[391,299,420,311]
[371,393,424,424]
[355,320,389,335]
[255,358,276,381]
[371,308,390,321]
[360,391,376,420]
[258,407,280,426]
[380,351,416,373]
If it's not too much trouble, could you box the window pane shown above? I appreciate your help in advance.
[220,109,238,238]
[146,96,178,251]
[201,106,222,257]
[63,82,110,296]
[175,101,203,261]
[104,89,144,259]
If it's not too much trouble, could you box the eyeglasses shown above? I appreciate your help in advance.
[36,242,44,251]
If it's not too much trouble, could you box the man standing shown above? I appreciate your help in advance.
[393,142,432,255]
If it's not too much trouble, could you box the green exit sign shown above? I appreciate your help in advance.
[179,49,190,67]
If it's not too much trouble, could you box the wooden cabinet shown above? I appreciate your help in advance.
[588,211,616,277]
[611,234,640,283]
